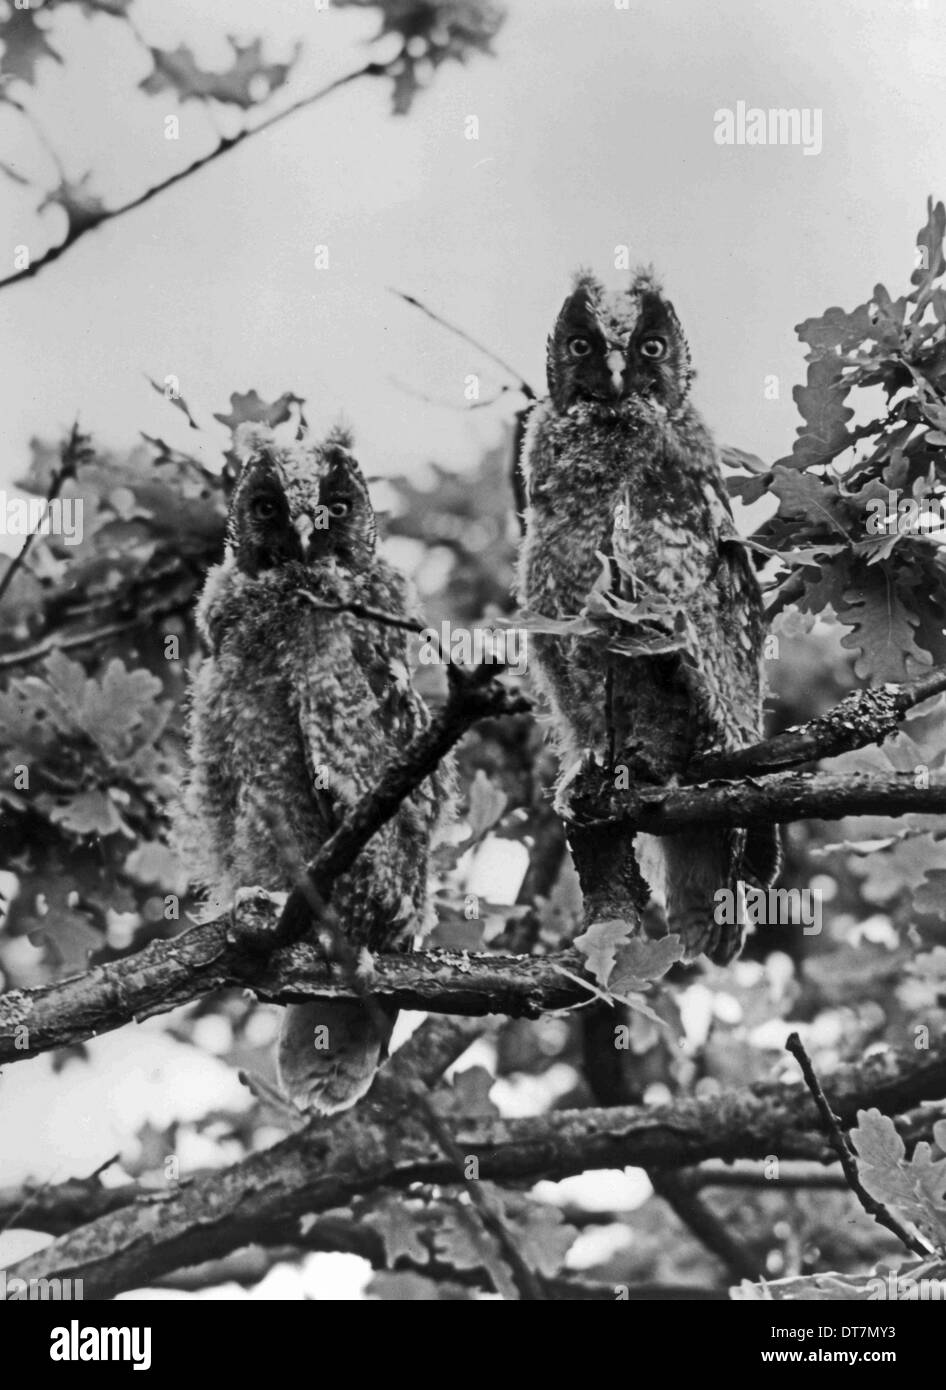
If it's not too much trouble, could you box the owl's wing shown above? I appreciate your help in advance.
[196,558,240,657]
[702,477,782,889]
[698,477,768,732]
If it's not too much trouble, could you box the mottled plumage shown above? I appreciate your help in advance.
[181,425,449,1113]
[518,270,779,962]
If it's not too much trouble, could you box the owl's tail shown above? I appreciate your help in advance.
[277,999,398,1116]
[646,821,782,965]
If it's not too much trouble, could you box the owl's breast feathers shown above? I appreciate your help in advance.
[184,554,445,948]
[518,395,767,768]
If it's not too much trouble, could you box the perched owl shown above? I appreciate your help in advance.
[518,270,779,962]
[181,425,449,1113]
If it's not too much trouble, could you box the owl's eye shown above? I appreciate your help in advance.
[639,337,667,360]
[568,337,592,359]
[326,499,351,519]
[250,495,279,521]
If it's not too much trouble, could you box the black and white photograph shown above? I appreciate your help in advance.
[1,0,946,1339]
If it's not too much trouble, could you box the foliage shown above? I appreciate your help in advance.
[730,200,946,684]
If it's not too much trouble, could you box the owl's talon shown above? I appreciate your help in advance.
[232,886,289,912]
[229,886,289,945]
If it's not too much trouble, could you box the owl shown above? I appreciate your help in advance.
[517,269,779,962]
[181,424,450,1113]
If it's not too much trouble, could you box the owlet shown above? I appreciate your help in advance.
[181,425,450,1113]
[518,270,779,962]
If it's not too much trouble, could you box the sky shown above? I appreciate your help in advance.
[1,0,944,516]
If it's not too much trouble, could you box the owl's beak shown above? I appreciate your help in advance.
[293,512,315,558]
[606,349,625,398]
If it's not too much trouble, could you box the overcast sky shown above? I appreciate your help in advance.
[1,0,943,506]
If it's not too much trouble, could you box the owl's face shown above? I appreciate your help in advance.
[227,431,376,578]
[546,271,693,415]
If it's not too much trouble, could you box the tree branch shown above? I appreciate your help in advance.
[785,1032,931,1259]
[5,769,946,1066]
[8,1028,946,1298]
[689,664,946,780]
[0,941,588,1066]
[0,63,386,295]
[388,288,538,402]
[577,770,946,833]
[0,421,87,610]
[270,663,529,951]
[0,665,531,1065]
[650,1171,763,1281]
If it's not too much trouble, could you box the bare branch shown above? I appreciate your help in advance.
[0,600,191,673]
[388,288,538,401]
[5,768,946,1066]
[0,938,586,1067]
[0,421,87,611]
[691,664,946,780]
[0,63,386,295]
[650,1171,763,1281]
[785,1032,931,1260]
[8,1029,946,1298]
[577,770,946,833]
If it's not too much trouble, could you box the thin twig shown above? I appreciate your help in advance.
[294,591,423,639]
[2,93,66,179]
[691,1164,848,1191]
[389,289,538,401]
[0,618,144,672]
[388,374,519,413]
[0,63,387,294]
[785,1032,931,1259]
[0,421,87,611]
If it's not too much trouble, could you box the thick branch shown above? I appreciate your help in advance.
[0,664,529,1064]
[4,769,941,1065]
[0,941,586,1065]
[8,1029,946,1298]
[579,771,946,832]
[689,664,946,780]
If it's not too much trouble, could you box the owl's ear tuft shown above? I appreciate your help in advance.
[556,282,599,332]
[324,421,355,452]
[627,283,693,406]
[634,287,682,337]
[630,264,663,297]
[233,422,277,463]
[571,266,602,297]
